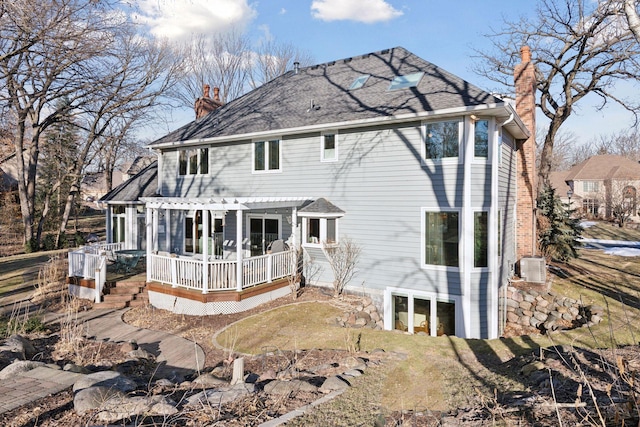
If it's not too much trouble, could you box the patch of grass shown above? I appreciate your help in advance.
[214,224,640,416]
[0,312,46,337]
[580,220,640,241]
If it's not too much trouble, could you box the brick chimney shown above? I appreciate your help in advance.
[514,46,537,260]
[195,84,223,119]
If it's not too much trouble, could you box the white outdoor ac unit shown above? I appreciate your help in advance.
[519,256,546,283]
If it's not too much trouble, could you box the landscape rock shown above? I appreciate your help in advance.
[186,383,255,406]
[73,370,137,393]
[263,379,318,395]
[0,360,47,380]
[63,363,90,374]
[343,368,363,377]
[193,372,228,388]
[73,386,128,414]
[127,348,154,360]
[96,395,178,423]
[319,375,351,393]
[0,335,36,359]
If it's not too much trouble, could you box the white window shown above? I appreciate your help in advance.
[301,216,340,247]
[321,132,338,162]
[178,148,208,176]
[423,119,462,161]
[184,211,224,256]
[392,293,457,336]
[474,120,489,158]
[422,209,460,268]
[583,181,599,193]
[474,211,488,268]
[253,139,281,172]
[111,205,126,243]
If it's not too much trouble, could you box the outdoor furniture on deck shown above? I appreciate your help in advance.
[114,249,145,273]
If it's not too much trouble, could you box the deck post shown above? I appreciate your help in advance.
[146,208,153,283]
[236,210,243,291]
[202,210,209,294]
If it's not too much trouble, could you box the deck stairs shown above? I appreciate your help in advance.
[95,280,148,309]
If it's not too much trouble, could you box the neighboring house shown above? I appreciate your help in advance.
[82,169,125,202]
[93,46,537,339]
[561,154,640,221]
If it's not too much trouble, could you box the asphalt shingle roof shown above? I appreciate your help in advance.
[150,47,503,146]
[565,154,640,181]
[299,197,345,215]
[99,161,158,203]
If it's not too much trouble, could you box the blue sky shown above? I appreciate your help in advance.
[130,0,635,144]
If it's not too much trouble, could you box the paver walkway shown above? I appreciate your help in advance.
[0,307,205,415]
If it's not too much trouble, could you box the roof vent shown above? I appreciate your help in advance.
[293,61,299,74]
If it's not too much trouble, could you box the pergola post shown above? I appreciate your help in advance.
[145,207,153,283]
[202,210,209,294]
[236,209,243,291]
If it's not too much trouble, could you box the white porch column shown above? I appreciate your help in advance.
[105,206,112,244]
[292,207,298,247]
[152,208,159,253]
[202,210,209,294]
[236,210,243,291]
[164,208,171,252]
[146,207,153,283]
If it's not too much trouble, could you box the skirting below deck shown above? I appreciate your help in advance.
[146,278,292,316]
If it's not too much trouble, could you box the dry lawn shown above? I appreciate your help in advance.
[215,223,640,416]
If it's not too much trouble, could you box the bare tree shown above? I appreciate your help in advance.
[475,0,640,194]
[0,0,120,250]
[623,0,640,42]
[0,0,178,250]
[170,29,252,108]
[608,179,638,226]
[536,128,579,171]
[248,40,314,89]
[322,238,361,297]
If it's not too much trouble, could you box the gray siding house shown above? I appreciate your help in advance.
[99,47,535,339]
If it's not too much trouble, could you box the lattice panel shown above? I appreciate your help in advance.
[148,286,290,316]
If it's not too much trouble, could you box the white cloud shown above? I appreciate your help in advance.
[311,0,403,23]
[129,0,257,41]
[279,8,287,15]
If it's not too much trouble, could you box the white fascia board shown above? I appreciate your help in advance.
[297,212,344,218]
[148,103,529,149]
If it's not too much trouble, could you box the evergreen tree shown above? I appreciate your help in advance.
[537,185,584,262]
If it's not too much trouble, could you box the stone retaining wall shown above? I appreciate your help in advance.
[504,286,604,333]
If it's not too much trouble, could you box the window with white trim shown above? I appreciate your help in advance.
[424,119,462,160]
[321,132,338,161]
[474,120,489,158]
[111,206,126,243]
[474,211,488,268]
[301,216,340,247]
[392,293,456,336]
[583,181,599,193]
[423,210,459,268]
[254,139,281,172]
[179,148,208,175]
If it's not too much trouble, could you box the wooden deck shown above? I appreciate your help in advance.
[146,277,291,303]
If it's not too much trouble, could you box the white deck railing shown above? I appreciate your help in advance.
[147,250,296,293]
[70,244,296,294]
[68,242,124,278]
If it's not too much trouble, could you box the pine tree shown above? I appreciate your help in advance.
[537,185,583,262]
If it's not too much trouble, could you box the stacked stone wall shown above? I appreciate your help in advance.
[504,286,604,333]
